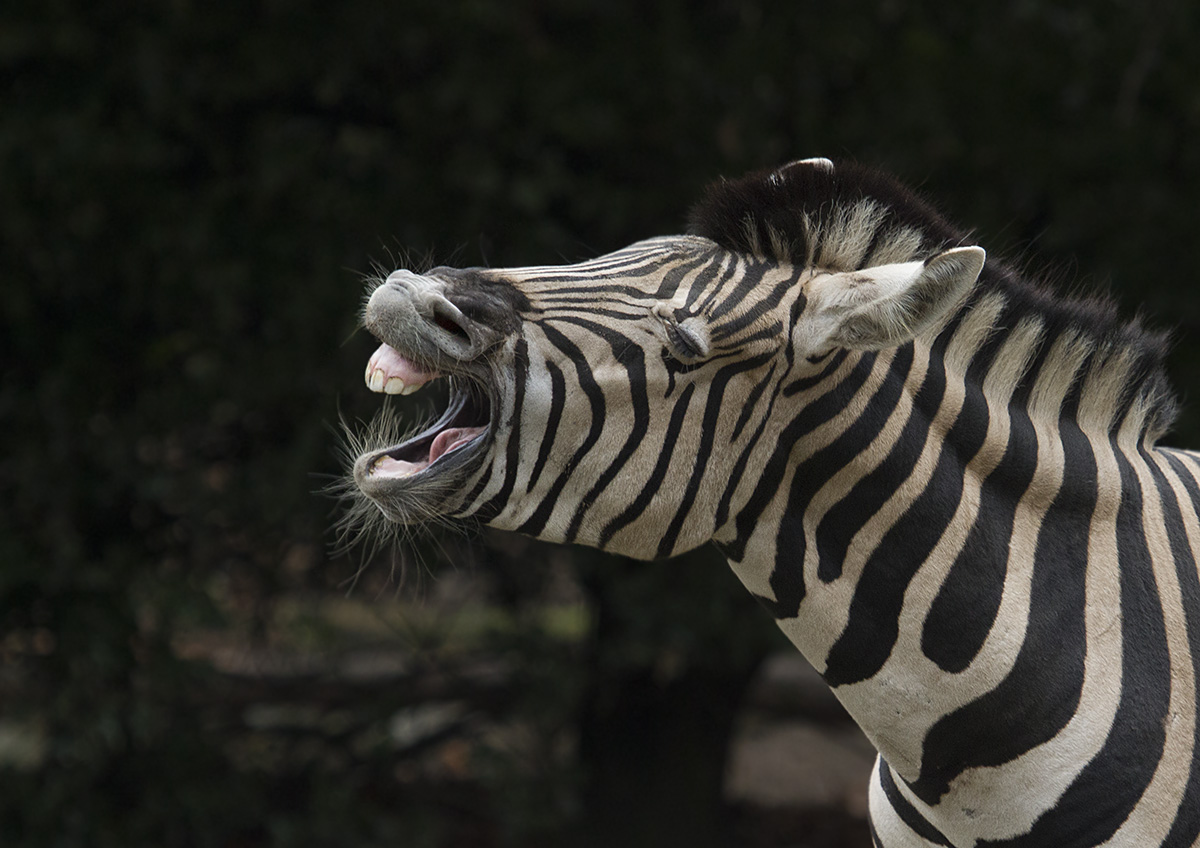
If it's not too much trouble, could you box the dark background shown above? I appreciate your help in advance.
[4,2,1200,846]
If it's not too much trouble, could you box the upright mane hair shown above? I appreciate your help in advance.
[687,160,1179,442]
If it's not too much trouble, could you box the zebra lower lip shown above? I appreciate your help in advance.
[369,425,487,478]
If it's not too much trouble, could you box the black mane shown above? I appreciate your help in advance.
[688,159,1178,441]
[688,159,967,265]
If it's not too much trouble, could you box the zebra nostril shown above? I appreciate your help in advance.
[432,307,472,344]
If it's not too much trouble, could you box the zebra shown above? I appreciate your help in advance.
[347,157,1200,847]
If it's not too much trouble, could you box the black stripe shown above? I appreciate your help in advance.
[782,349,848,396]
[1159,450,1200,847]
[804,343,916,582]
[530,304,652,320]
[878,760,952,846]
[598,384,696,550]
[655,354,774,558]
[519,255,697,288]
[727,352,878,616]
[920,322,1053,669]
[768,346,916,618]
[922,400,1040,672]
[652,253,717,300]
[708,270,802,342]
[560,321,650,544]
[780,288,808,372]
[673,253,724,310]
[514,324,606,538]
[860,222,900,270]
[726,322,786,350]
[527,283,663,299]
[468,339,529,521]
[730,363,777,443]
[821,438,961,684]
[868,818,884,848]
[912,404,1094,805]
[812,345,949,587]
[526,358,566,492]
[459,447,497,515]
[981,449,1172,846]
[1007,321,1052,410]
[708,261,770,320]
[697,255,750,315]
[714,380,788,564]
[688,254,739,311]
[821,317,1006,685]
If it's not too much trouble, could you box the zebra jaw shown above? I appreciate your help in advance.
[358,342,490,480]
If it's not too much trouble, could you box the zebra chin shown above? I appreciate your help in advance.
[354,468,470,527]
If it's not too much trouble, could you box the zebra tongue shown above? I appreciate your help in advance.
[428,427,485,463]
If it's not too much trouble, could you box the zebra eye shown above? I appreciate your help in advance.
[668,321,709,360]
[652,303,710,360]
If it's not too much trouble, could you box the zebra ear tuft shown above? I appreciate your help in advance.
[797,246,984,352]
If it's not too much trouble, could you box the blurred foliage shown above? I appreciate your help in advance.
[4,0,1200,845]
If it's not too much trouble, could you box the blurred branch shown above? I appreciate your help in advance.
[187,652,514,716]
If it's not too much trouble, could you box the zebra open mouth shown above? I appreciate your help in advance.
[358,342,492,480]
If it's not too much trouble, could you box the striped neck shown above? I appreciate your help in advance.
[715,282,1180,826]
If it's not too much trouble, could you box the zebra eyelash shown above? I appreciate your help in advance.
[651,303,710,360]
[666,321,708,360]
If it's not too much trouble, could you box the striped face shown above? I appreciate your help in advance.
[354,235,795,557]
[353,227,983,560]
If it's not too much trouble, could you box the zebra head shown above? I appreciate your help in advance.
[351,158,985,558]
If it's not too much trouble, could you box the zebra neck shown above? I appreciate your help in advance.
[719,290,1185,810]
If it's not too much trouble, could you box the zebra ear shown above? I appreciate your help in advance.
[797,246,985,351]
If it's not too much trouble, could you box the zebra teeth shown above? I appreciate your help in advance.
[384,375,406,395]
[365,343,439,395]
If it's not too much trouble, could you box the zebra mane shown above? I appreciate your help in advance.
[687,160,1178,442]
